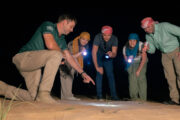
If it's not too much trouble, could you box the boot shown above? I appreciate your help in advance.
[36,91,58,104]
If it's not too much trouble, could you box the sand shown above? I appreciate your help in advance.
[1,97,180,120]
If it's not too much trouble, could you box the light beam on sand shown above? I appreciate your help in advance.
[80,102,122,107]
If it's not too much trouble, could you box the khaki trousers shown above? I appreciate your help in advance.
[59,61,76,99]
[127,61,147,101]
[162,47,180,103]
[12,50,63,100]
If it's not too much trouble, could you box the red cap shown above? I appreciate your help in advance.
[101,25,113,34]
[141,17,154,28]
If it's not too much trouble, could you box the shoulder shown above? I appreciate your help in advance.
[111,35,118,41]
[158,22,173,28]
[94,33,102,39]
[93,33,102,43]
[111,34,118,39]
[41,21,54,27]
[41,21,55,31]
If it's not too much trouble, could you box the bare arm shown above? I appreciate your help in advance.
[73,52,82,58]
[72,47,86,58]
[64,50,95,85]
[43,33,95,85]
[92,45,103,74]
[136,51,147,76]
[123,55,128,62]
[43,33,61,51]
[64,50,83,73]
[92,45,99,70]
[107,46,118,58]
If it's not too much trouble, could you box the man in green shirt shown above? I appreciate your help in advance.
[141,17,180,105]
[0,14,95,104]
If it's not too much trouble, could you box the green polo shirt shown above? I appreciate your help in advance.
[19,21,67,53]
[146,22,180,54]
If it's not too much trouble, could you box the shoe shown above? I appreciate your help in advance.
[111,96,120,101]
[163,100,180,105]
[63,96,80,101]
[97,96,104,101]
[36,91,58,104]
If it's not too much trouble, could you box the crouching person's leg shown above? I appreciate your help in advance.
[0,80,33,101]
[36,51,63,104]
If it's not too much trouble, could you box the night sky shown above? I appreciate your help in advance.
[1,5,180,102]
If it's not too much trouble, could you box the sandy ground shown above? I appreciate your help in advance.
[1,97,180,120]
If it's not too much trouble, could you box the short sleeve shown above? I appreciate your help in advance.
[112,36,118,47]
[41,21,55,34]
[122,46,126,56]
[93,34,101,46]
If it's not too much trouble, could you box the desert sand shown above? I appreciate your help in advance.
[1,97,180,120]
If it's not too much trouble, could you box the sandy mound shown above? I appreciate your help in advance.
[1,98,180,120]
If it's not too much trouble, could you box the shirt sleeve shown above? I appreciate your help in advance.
[122,46,126,56]
[164,22,180,37]
[139,41,143,52]
[146,35,156,54]
[93,34,101,46]
[41,22,55,34]
[112,36,118,47]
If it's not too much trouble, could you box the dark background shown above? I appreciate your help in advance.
[1,5,180,102]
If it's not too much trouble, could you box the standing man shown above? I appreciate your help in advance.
[141,17,180,105]
[92,25,119,100]
[0,14,94,104]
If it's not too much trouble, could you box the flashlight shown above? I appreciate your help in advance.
[143,41,149,51]
[82,50,87,56]
[127,55,133,63]
[105,54,109,59]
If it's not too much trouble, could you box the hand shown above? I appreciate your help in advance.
[61,61,65,65]
[142,44,149,52]
[176,52,180,60]
[96,67,103,75]
[81,73,95,85]
[106,51,113,58]
[81,47,86,53]
[136,70,140,77]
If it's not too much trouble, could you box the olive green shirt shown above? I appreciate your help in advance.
[146,22,180,54]
[19,21,67,53]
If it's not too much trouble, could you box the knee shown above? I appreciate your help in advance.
[49,50,63,61]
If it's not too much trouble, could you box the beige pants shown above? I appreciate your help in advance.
[12,50,63,100]
[162,47,180,103]
[59,61,76,99]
